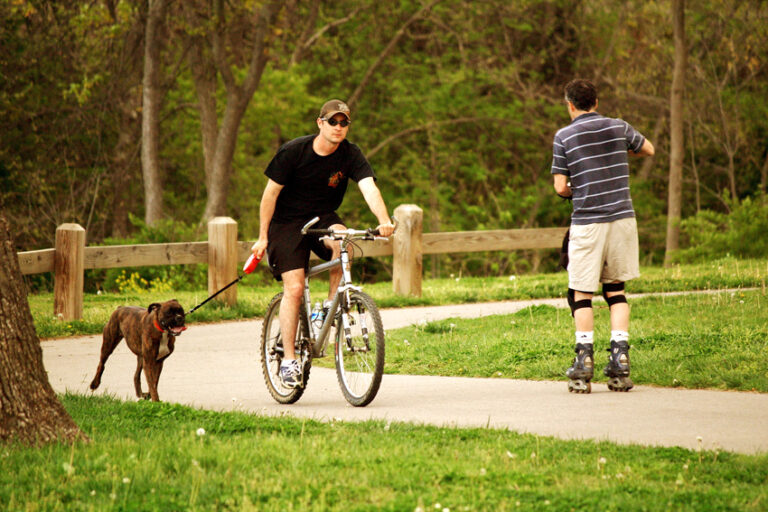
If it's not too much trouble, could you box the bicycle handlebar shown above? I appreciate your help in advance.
[300,216,394,240]
[304,227,381,238]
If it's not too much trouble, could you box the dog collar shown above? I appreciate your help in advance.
[153,316,187,335]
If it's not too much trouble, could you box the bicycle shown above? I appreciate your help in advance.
[260,217,391,407]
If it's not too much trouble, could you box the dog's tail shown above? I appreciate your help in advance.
[101,311,123,343]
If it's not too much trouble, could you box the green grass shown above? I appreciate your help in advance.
[1,394,766,511]
[384,289,768,392]
[28,257,768,339]
[8,259,768,510]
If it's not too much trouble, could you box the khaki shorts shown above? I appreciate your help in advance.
[568,217,640,293]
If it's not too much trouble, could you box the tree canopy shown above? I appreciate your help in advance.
[2,0,766,273]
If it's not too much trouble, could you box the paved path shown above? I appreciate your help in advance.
[41,297,768,455]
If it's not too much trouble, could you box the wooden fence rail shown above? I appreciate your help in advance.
[17,205,567,321]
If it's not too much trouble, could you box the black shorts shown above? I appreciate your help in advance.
[267,212,344,281]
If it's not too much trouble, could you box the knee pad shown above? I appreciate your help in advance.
[602,282,627,307]
[568,288,592,317]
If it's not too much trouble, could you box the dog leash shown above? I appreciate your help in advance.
[187,254,261,315]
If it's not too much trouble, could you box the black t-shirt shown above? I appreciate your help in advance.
[265,135,375,222]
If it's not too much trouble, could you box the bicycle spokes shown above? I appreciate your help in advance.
[334,291,385,407]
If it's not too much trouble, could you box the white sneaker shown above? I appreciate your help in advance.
[279,359,301,388]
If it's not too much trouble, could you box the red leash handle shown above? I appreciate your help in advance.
[243,254,261,274]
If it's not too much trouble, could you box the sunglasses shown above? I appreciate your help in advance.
[323,117,350,127]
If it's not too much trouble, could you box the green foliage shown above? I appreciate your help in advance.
[92,215,207,293]
[113,270,174,294]
[0,394,765,511]
[673,194,768,263]
[4,0,768,278]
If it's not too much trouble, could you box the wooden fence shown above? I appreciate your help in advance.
[17,204,567,320]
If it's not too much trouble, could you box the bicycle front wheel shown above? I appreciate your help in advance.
[334,291,385,407]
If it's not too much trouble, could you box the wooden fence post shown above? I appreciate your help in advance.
[208,217,238,306]
[392,204,423,297]
[53,223,85,321]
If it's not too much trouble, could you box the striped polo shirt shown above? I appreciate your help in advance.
[551,112,645,225]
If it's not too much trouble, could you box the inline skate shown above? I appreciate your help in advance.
[604,340,633,392]
[566,343,594,394]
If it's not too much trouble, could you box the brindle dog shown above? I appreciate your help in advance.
[90,300,186,402]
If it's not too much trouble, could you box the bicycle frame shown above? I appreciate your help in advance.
[301,248,361,358]
[298,217,386,358]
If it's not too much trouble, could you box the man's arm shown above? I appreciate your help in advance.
[629,138,655,157]
[251,179,284,259]
[553,173,572,198]
[357,177,394,236]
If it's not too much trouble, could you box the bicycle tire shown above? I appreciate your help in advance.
[260,292,311,404]
[334,290,385,407]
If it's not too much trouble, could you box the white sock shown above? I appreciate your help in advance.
[280,358,295,367]
[575,331,593,345]
[611,330,629,342]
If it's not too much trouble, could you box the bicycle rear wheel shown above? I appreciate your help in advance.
[261,293,311,404]
[334,291,385,407]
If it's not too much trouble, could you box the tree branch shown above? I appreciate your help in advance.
[242,0,283,100]
[347,0,444,109]
[211,0,235,91]
[367,116,503,159]
[290,0,362,66]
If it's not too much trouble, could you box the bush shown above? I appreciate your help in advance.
[87,215,207,293]
[672,193,768,262]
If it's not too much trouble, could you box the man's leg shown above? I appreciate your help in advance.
[566,289,595,393]
[573,290,594,332]
[604,281,629,332]
[324,223,345,302]
[279,268,305,361]
[565,223,602,393]
[601,281,633,391]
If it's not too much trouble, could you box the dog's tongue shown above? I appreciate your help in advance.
[170,326,187,336]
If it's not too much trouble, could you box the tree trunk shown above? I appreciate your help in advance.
[141,0,167,226]
[664,0,686,266]
[202,98,250,220]
[0,210,88,445]
[112,103,141,237]
[194,0,283,222]
[429,132,442,279]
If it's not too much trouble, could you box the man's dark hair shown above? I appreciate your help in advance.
[564,79,598,111]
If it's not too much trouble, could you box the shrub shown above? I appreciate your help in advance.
[672,193,768,262]
[88,215,207,293]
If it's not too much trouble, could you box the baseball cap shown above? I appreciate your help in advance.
[319,99,351,120]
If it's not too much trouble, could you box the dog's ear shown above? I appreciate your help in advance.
[148,303,161,313]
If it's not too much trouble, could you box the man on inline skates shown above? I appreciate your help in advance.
[550,79,654,393]
[251,99,394,388]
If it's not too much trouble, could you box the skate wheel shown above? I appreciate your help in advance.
[607,377,633,392]
[567,380,591,394]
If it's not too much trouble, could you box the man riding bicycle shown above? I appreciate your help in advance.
[251,99,395,388]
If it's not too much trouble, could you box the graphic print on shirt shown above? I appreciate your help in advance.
[328,170,345,188]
